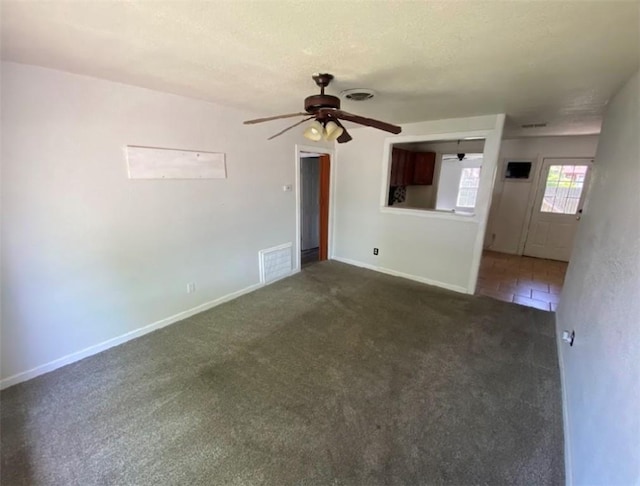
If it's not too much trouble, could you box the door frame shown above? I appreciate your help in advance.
[294,144,336,271]
[519,156,595,257]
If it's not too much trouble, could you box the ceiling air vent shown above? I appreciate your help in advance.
[340,88,375,101]
[521,123,548,128]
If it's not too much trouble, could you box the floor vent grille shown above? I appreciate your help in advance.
[259,243,293,284]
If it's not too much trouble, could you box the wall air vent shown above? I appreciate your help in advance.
[259,243,293,284]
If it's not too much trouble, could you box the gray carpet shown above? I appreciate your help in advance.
[1,261,564,485]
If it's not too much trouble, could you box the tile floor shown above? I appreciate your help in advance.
[476,250,568,312]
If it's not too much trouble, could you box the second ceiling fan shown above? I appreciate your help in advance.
[243,73,402,143]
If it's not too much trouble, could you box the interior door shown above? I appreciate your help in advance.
[524,158,593,261]
[318,154,330,261]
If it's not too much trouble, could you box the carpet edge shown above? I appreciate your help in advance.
[332,256,469,294]
[0,281,266,390]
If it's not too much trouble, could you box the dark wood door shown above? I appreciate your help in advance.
[318,154,330,261]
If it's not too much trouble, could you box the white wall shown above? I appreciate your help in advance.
[403,183,437,209]
[333,114,504,293]
[556,71,639,485]
[486,135,599,253]
[0,62,330,385]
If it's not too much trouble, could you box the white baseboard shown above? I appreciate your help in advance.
[0,280,268,390]
[555,313,573,486]
[332,256,469,294]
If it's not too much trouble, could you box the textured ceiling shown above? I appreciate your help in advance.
[1,1,638,137]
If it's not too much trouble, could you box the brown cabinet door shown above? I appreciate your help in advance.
[397,150,406,185]
[413,152,436,185]
[390,148,400,186]
[391,148,419,186]
[401,150,414,184]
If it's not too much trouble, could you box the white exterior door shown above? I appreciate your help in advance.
[524,158,593,261]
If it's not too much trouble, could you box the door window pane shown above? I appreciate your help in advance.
[540,165,588,214]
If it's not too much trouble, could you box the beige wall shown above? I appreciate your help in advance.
[333,114,504,293]
[557,71,639,484]
[486,135,599,253]
[1,62,330,385]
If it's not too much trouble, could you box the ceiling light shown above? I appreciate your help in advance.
[340,88,376,101]
[303,120,324,141]
[324,121,344,141]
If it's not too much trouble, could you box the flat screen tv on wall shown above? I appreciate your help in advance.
[505,161,532,179]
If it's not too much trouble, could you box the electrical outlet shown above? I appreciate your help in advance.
[373,248,379,255]
[187,282,196,293]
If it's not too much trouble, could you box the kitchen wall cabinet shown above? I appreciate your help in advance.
[413,152,436,185]
[390,148,414,186]
[390,148,435,186]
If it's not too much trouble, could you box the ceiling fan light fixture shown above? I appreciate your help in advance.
[303,120,324,141]
[243,73,401,143]
[324,121,344,141]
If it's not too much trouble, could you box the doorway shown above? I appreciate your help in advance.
[475,157,592,311]
[524,158,593,261]
[299,152,330,267]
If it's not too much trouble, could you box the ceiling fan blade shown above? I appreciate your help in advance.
[337,128,352,144]
[331,119,352,143]
[243,112,309,125]
[267,116,314,140]
[324,109,402,134]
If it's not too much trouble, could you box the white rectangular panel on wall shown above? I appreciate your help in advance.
[259,243,293,284]
[126,146,226,179]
